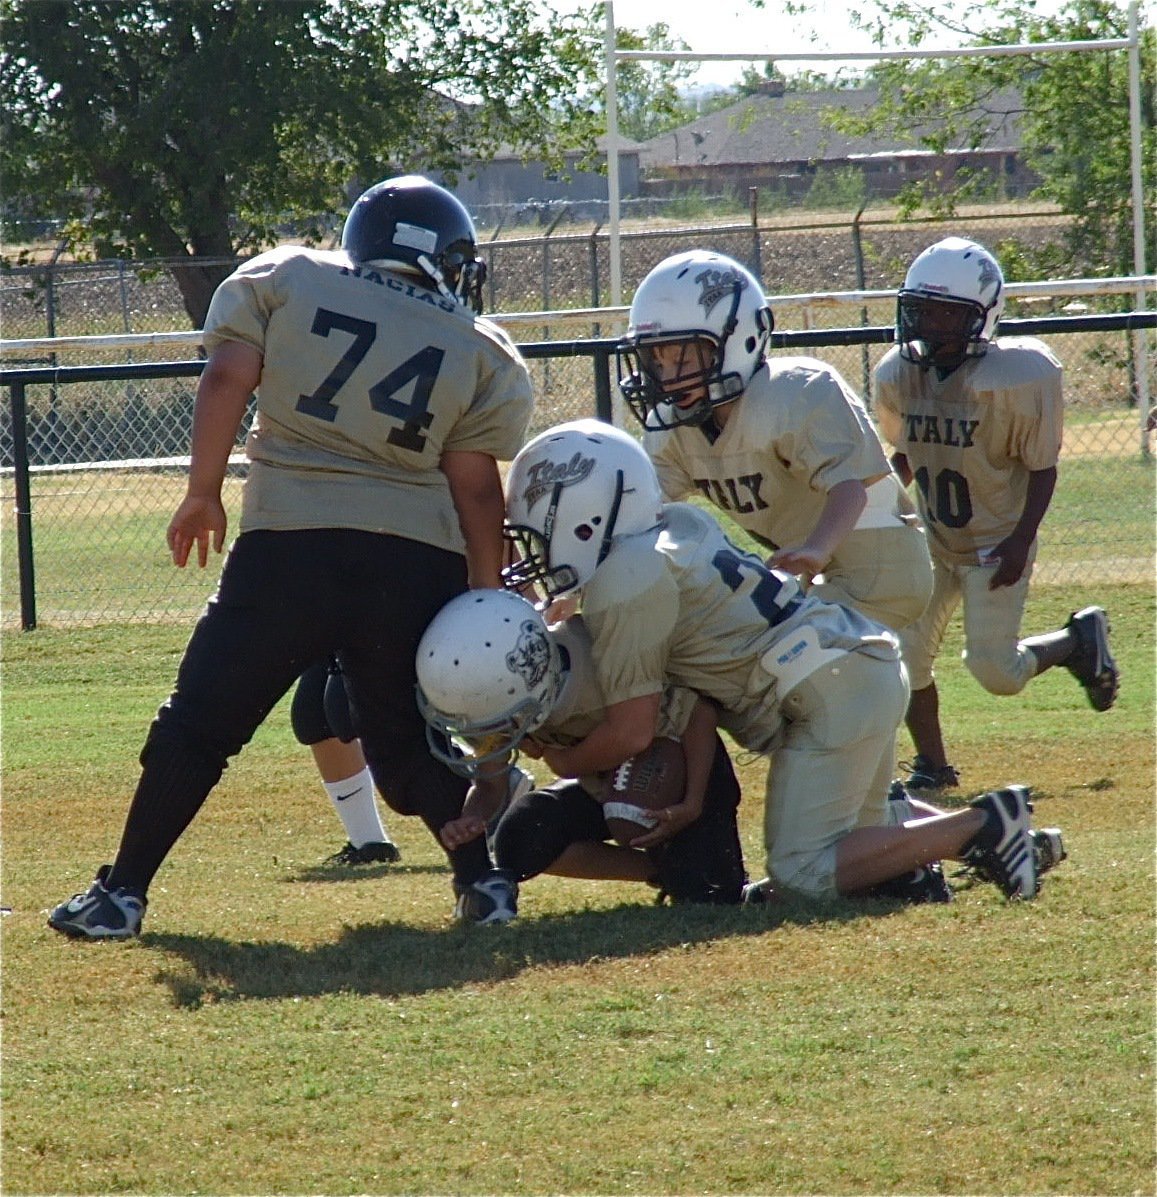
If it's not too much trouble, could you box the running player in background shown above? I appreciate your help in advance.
[874,237,1119,793]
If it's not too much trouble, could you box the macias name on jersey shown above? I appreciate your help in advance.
[899,413,982,448]
[339,264,461,314]
[693,474,769,515]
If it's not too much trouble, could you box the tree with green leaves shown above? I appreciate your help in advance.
[823,0,1155,278]
[612,23,700,142]
[0,0,602,326]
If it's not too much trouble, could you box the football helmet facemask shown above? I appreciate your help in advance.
[503,419,664,600]
[896,236,1005,371]
[415,590,563,779]
[617,250,772,430]
[341,174,486,313]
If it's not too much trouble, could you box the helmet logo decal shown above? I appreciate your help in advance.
[394,222,439,253]
[521,452,595,510]
[976,255,1001,300]
[694,267,746,317]
[506,620,552,689]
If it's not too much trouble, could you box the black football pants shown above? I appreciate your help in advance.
[492,734,748,904]
[107,528,489,895]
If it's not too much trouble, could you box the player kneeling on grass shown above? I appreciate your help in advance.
[415,590,750,916]
[502,419,1067,906]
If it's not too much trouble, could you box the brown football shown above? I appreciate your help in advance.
[600,736,687,846]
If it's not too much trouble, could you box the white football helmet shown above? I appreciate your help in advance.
[415,590,563,778]
[617,250,773,430]
[897,236,1005,370]
[503,419,663,600]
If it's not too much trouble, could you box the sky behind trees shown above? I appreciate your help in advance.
[588,0,1094,86]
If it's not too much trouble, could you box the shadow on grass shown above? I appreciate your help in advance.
[146,897,894,1008]
[286,861,447,883]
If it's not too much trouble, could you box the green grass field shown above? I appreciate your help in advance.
[2,580,1153,1195]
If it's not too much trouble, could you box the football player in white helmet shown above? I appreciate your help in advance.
[417,590,749,907]
[504,418,664,602]
[49,176,534,939]
[502,420,1058,906]
[875,237,1119,794]
[416,589,566,781]
[618,249,934,640]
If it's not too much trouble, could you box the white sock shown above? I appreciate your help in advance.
[323,767,389,848]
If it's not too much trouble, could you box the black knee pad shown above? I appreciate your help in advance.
[367,748,467,822]
[138,719,229,795]
[492,782,604,881]
[290,660,332,746]
[322,660,356,743]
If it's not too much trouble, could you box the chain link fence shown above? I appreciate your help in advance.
[3,320,1153,630]
[0,206,1117,339]
[2,208,1154,628]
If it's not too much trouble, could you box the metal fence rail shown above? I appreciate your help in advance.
[3,314,1155,630]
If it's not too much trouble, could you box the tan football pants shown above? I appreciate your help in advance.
[763,649,910,898]
[898,544,1039,695]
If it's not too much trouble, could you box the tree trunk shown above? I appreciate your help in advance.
[171,257,237,332]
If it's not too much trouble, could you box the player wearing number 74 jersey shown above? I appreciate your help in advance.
[873,237,1119,794]
[49,175,534,938]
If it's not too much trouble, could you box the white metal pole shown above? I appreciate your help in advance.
[605,1,622,307]
[1126,0,1151,449]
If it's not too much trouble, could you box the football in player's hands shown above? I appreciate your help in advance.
[600,737,686,846]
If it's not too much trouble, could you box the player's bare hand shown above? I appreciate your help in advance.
[520,736,545,760]
[767,544,828,580]
[460,775,510,827]
[543,594,580,624]
[440,815,486,850]
[987,534,1030,589]
[167,496,227,568]
[540,744,571,776]
[628,799,701,849]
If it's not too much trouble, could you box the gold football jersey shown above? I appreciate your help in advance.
[581,503,898,755]
[203,246,534,551]
[874,338,1063,564]
[535,615,698,793]
[644,357,896,552]
[540,615,697,748]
